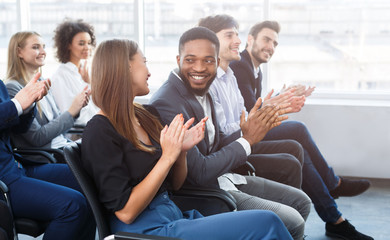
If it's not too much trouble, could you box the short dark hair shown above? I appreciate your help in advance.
[178,27,220,55]
[249,20,281,39]
[198,14,239,34]
[53,18,96,63]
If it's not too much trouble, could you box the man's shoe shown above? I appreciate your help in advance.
[329,177,370,199]
[326,220,374,240]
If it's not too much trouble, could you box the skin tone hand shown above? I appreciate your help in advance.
[289,95,306,113]
[263,88,294,110]
[67,86,91,117]
[159,114,187,166]
[241,98,291,146]
[281,84,316,97]
[181,117,207,152]
[78,60,90,84]
[14,72,51,110]
[116,114,188,224]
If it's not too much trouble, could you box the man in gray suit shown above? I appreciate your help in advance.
[150,27,311,239]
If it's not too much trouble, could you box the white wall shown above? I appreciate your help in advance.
[288,98,390,179]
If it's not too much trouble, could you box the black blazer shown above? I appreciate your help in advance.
[230,49,262,111]
[149,70,247,188]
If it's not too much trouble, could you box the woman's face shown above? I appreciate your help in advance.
[130,50,151,97]
[18,34,46,71]
[68,32,92,63]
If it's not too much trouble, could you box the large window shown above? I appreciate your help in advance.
[1,0,390,98]
[268,0,390,94]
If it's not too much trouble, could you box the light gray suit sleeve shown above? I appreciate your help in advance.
[6,80,74,148]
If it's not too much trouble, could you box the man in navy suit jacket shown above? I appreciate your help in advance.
[0,75,95,240]
[230,20,373,240]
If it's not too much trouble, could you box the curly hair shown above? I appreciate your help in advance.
[53,18,96,63]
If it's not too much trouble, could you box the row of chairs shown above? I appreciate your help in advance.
[1,142,238,240]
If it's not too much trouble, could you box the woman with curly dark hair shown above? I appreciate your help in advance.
[51,18,99,126]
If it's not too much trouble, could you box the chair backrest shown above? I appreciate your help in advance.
[63,142,110,240]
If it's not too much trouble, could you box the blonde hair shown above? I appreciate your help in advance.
[91,39,162,153]
[6,31,41,85]
[6,31,42,114]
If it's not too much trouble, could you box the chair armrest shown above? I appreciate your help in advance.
[232,161,256,176]
[14,149,57,164]
[111,232,182,240]
[0,180,8,194]
[171,186,237,216]
[67,124,85,134]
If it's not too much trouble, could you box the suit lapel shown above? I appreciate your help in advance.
[169,71,211,152]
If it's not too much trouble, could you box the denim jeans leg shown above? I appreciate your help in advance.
[301,150,342,223]
[264,121,339,190]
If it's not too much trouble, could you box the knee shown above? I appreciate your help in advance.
[286,140,304,165]
[292,190,312,221]
[280,154,302,173]
[60,192,90,221]
[292,121,309,136]
[278,207,306,240]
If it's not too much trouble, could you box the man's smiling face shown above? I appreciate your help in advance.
[177,38,219,95]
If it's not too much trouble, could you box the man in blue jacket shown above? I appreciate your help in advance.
[0,74,95,240]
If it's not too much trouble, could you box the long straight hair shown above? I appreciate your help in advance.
[6,31,42,114]
[6,31,42,85]
[91,39,162,153]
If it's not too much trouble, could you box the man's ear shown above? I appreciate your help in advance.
[217,57,220,67]
[247,35,254,49]
[176,55,181,67]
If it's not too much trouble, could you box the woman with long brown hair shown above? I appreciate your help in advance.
[81,38,292,239]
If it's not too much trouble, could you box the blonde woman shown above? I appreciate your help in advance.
[6,31,89,149]
[1,31,95,240]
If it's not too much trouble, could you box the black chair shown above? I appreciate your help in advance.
[63,142,182,240]
[0,147,57,240]
[0,180,49,240]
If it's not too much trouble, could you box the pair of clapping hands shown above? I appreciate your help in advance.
[13,73,50,111]
[160,114,208,166]
[14,72,91,117]
[265,84,316,113]
[240,84,315,146]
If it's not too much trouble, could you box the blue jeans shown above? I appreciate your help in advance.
[8,163,95,240]
[264,121,342,223]
[110,192,292,240]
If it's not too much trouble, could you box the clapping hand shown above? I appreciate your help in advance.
[14,72,51,110]
[182,117,207,152]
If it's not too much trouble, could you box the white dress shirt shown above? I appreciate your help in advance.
[51,62,99,126]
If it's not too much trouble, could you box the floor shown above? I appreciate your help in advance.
[304,177,390,240]
[19,177,390,240]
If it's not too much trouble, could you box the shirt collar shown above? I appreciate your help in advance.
[217,66,234,80]
[64,61,79,72]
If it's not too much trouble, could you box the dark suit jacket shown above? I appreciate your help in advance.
[0,80,35,185]
[230,49,262,111]
[149,70,247,188]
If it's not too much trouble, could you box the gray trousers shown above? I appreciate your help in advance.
[229,176,311,240]
[248,139,304,188]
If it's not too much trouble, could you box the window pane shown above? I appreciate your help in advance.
[29,0,135,78]
[269,0,390,92]
[0,1,17,79]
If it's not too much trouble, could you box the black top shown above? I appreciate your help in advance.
[81,114,168,213]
